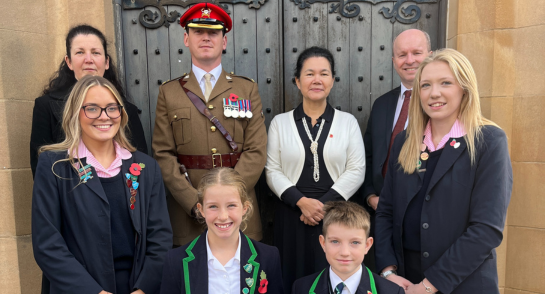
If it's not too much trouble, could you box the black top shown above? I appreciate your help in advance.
[402,148,443,251]
[281,103,344,208]
[99,173,135,271]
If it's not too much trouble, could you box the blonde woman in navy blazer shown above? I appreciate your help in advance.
[32,76,172,294]
[375,49,512,294]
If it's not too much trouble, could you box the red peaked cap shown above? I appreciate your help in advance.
[179,3,232,32]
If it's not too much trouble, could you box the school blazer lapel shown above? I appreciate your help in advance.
[183,234,208,294]
[240,233,261,294]
[427,137,467,195]
[121,156,141,233]
[355,267,372,294]
[81,158,108,203]
[383,87,401,150]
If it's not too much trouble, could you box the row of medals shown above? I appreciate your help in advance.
[224,104,253,119]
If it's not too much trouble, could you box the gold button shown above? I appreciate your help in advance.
[211,126,216,132]
[230,71,234,75]
[208,105,214,109]
[174,115,178,119]
[211,148,217,154]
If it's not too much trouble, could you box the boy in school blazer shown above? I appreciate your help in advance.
[160,230,284,294]
[292,202,403,294]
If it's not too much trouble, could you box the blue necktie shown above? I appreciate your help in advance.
[335,282,345,294]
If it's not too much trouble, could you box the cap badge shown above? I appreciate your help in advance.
[201,8,211,18]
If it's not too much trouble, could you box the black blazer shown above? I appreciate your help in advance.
[160,231,284,294]
[30,87,148,177]
[375,126,512,294]
[32,150,172,294]
[362,87,401,201]
[292,266,403,294]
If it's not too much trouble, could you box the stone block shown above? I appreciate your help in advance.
[505,289,544,294]
[0,30,51,101]
[505,226,545,292]
[0,101,34,169]
[447,35,458,50]
[509,163,545,229]
[0,0,47,35]
[496,0,545,29]
[511,96,545,162]
[490,97,513,151]
[17,235,41,294]
[0,237,21,292]
[513,25,545,98]
[12,170,33,236]
[455,31,495,97]
[446,0,459,39]
[492,30,515,98]
[480,97,491,120]
[457,0,496,34]
[0,171,16,237]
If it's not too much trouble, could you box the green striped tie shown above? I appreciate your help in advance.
[335,282,345,294]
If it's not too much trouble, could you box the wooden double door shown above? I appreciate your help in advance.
[118,0,447,243]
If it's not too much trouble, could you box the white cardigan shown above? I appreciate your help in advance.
[265,109,365,200]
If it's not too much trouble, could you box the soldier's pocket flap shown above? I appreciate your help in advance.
[168,107,191,124]
[168,107,191,145]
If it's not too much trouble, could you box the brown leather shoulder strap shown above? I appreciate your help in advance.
[179,80,238,152]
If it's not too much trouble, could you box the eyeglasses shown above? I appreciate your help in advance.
[81,105,123,119]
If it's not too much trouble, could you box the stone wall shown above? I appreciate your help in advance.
[448,0,545,293]
[0,0,115,292]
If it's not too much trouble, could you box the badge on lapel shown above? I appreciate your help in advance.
[126,163,145,210]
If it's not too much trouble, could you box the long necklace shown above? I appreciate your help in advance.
[302,117,325,182]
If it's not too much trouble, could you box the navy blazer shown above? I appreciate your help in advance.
[362,87,401,201]
[375,125,512,294]
[160,231,284,294]
[292,266,403,294]
[32,150,173,294]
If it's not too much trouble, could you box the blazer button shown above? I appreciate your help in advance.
[422,223,429,229]
[211,126,217,132]
[423,252,429,258]
[208,105,214,109]
[211,148,217,154]
[425,195,431,201]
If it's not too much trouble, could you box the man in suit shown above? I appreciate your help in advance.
[363,29,432,210]
[152,3,267,246]
[361,29,432,272]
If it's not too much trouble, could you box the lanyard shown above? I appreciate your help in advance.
[309,267,377,294]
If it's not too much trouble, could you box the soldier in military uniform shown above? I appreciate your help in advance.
[152,2,266,246]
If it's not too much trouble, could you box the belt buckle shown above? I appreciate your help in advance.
[212,153,223,168]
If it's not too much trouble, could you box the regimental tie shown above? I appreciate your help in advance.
[204,73,213,102]
[382,89,412,177]
[334,282,345,294]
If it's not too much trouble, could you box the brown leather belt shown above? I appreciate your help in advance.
[177,153,241,169]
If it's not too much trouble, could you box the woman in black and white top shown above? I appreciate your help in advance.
[265,46,365,293]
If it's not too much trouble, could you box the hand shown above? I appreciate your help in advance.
[296,197,324,225]
[368,194,379,210]
[385,274,412,290]
[131,290,145,294]
[300,214,318,226]
[99,291,112,294]
[406,281,437,294]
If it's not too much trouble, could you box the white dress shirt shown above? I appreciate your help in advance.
[329,265,363,294]
[192,63,223,97]
[392,83,412,131]
[206,231,241,294]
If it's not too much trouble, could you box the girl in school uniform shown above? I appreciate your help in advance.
[160,168,284,294]
[32,75,172,294]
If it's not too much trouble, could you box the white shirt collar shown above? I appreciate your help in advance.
[329,265,362,294]
[400,83,411,100]
[192,63,223,84]
[205,231,241,269]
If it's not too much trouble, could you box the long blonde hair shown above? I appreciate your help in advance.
[39,75,135,176]
[196,168,254,232]
[398,48,499,173]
